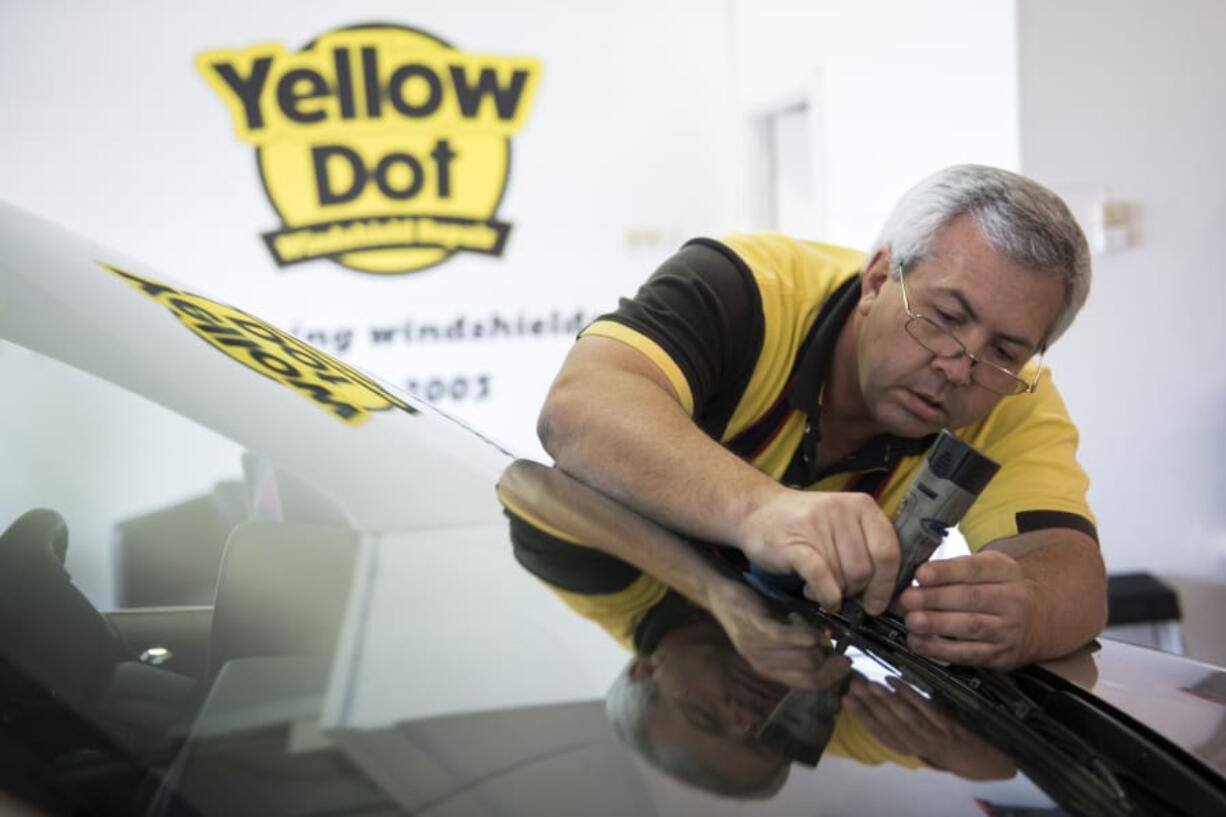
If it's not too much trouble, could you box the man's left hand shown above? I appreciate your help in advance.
[895,550,1037,670]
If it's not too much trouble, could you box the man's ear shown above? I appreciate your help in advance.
[858,248,892,314]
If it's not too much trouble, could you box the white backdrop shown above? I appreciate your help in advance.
[8,0,1221,606]
[0,0,742,461]
[0,0,1025,602]
[1017,0,1226,584]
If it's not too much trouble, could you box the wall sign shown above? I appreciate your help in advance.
[197,24,541,276]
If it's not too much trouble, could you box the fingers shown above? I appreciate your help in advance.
[770,493,898,612]
[904,609,1021,666]
[768,668,834,692]
[792,656,850,692]
[898,553,1026,627]
[844,677,932,756]
[892,552,1031,669]
[810,651,852,691]
[822,493,899,608]
[902,581,1013,619]
[908,609,1005,642]
[901,591,1025,669]
[847,677,1015,779]
[884,676,952,736]
[750,613,825,648]
[744,642,850,691]
[791,544,845,611]
[858,508,900,614]
[748,652,849,692]
[723,602,849,691]
[907,633,1009,668]
[913,551,1018,587]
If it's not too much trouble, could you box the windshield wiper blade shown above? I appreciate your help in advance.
[769,598,1139,817]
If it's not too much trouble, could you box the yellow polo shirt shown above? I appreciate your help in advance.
[581,233,1096,549]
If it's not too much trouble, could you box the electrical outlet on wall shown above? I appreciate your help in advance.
[1049,183,1136,256]
[1092,200,1134,254]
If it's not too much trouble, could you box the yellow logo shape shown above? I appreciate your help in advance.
[103,262,417,425]
[196,24,541,275]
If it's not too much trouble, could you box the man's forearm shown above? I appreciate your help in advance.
[538,338,783,549]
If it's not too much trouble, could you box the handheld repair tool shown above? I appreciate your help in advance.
[835,429,1001,650]
[749,430,1001,765]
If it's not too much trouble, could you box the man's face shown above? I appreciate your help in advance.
[855,215,1066,437]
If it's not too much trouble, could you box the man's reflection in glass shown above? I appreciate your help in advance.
[603,608,1016,795]
[605,613,806,797]
[843,674,1017,780]
[497,461,1016,795]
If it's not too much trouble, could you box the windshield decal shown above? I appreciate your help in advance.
[101,261,417,425]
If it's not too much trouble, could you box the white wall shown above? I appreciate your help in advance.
[0,0,741,461]
[1017,0,1226,583]
[731,0,1020,247]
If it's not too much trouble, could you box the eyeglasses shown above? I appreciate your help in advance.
[896,263,1044,396]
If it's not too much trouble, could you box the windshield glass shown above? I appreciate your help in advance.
[2,334,1221,817]
[0,340,372,816]
[495,458,1137,814]
[1,341,247,611]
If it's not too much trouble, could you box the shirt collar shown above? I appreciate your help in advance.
[785,274,861,416]
[782,274,935,484]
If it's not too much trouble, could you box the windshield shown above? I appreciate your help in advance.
[494,460,1075,809]
[1,334,1223,817]
[496,459,1226,817]
[0,339,372,816]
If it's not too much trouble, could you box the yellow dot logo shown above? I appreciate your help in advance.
[196,24,541,275]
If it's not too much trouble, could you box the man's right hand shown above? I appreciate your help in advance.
[739,490,901,615]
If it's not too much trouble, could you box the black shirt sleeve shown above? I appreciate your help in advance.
[594,239,764,437]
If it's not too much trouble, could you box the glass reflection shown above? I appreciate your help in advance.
[498,459,1017,798]
[606,614,797,798]
[1183,672,1226,775]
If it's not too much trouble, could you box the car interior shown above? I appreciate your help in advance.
[0,341,387,815]
[0,491,388,815]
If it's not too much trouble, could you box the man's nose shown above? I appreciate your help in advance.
[931,351,974,386]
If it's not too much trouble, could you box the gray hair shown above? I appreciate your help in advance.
[868,164,1091,347]
[605,664,790,798]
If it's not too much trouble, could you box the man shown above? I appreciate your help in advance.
[536,164,1106,680]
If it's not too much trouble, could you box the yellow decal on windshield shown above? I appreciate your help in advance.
[195,24,541,275]
[101,262,417,425]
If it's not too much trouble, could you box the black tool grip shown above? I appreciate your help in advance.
[927,431,1000,494]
